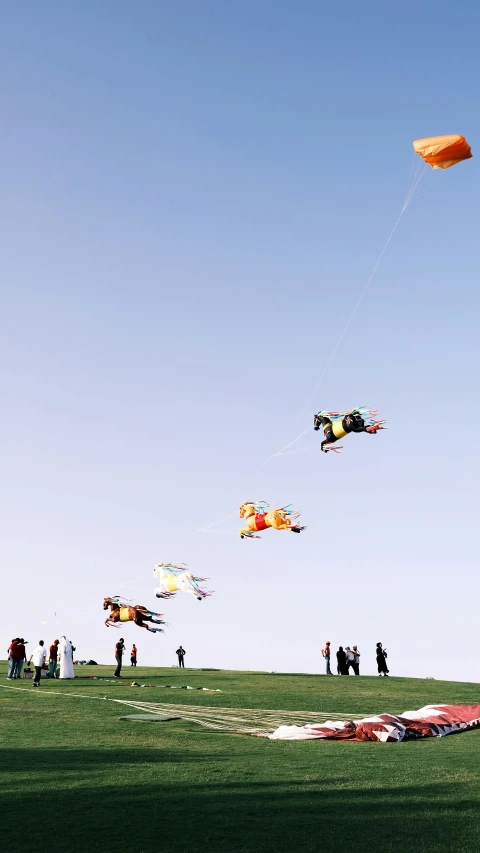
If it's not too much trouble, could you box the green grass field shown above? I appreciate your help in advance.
[1,663,479,853]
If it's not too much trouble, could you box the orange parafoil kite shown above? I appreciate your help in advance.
[413,135,472,170]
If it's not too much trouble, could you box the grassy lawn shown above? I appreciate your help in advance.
[1,663,479,853]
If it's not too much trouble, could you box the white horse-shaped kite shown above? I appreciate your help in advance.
[153,563,213,601]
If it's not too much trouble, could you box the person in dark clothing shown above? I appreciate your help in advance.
[114,638,125,677]
[336,646,347,675]
[352,645,361,676]
[176,646,186,668]
[376,642,389,676]
[130,644,137,666]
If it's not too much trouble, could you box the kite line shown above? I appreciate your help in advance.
[199,159,436,531]
[268,162,434,460]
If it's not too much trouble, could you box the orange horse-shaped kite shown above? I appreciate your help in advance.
[239,502,306,539]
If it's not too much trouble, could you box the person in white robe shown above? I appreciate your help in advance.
[59,636,74,679]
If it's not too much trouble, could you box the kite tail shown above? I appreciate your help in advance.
[156,563,190,576]
[111,595,133,605]
[140,607,166,623]
[154,589,177,600]
[188,575,213,598]
[324,443,343,454]
[276,504,300,522]
[352,406,386,429]
[365,420,386,433]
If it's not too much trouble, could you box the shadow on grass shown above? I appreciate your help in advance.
[0,747,217,772]
[1,749,479,853]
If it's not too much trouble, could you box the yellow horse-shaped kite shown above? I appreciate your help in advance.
[239,502,306,539]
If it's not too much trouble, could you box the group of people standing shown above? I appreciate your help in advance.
[7,637,75,685]
[113,642,186,675]
[7,638,27,680]
[321,641,389,676]
[114,640,138,676]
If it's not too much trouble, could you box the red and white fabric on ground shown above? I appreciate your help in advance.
[269,704,480,742]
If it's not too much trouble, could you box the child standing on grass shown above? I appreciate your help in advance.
[130,644,137,666]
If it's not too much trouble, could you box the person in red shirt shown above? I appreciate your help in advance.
[130,644,137,667]
[7,639,19,680]
[48,639,60,679]
[12,638,27,679]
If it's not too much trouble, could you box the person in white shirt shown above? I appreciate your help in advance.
[345,646,356,675]
[32,641,47,687]
[59,637,74,679]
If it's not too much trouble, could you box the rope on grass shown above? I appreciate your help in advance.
[0,685,360,736]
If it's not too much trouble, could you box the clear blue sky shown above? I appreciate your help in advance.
[1,1,479,682]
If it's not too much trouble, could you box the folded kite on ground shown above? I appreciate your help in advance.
[269,704,480,742]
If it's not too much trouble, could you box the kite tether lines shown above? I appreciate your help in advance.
[0,685,359,737]
[270,160,433,460]
[199,159,435,532]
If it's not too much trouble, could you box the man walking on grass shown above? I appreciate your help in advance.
[114,638,125,677]
[33,641,47,687]
[176,645,186,668]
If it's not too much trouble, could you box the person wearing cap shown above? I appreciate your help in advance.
[345,646,356,674]
[32,641,47,687]
[49,639,60,678]
[321,641,332,675]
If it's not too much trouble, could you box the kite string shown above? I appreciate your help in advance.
[274,163,436,448]
[198,157,434,531]
[252,190,414,463]
[404,150,418,207]
[294,205,407,425]
[197,509,238,533]
[404,162,432,210]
